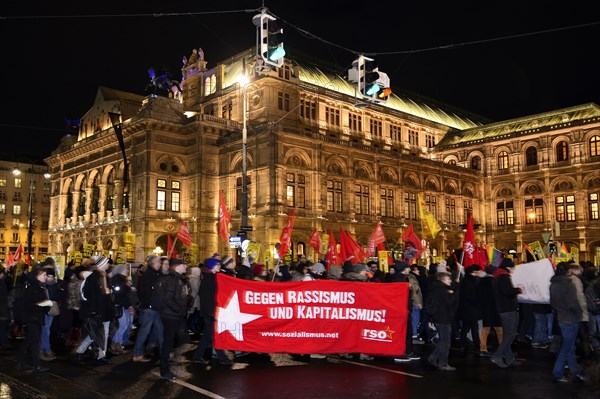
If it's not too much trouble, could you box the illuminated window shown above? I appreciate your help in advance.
[13,205,21,215]
[0,204,5,214]
[590,193,599,220]
[497,201,514,226]
[498,151,509,170]
[463,201,472,224]
[445,197,456,224]
[404,192,417,220]
[171,181,180,190]
[525,198,544,224]
[286,173,305,208]
[556,141,569,162]
[0,179,6,187]
[590,136,600,157]
[157,191,166,211]
[157,179,166,188]
[355,185,369,215]
[326,180,343,212]
[555,195,575,222]
[380,188,394,217]
[171,192,180,212]
[14,178,22,189]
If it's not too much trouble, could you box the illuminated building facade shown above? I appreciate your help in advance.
[45,48,600,266]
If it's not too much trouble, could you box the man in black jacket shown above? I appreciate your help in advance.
[490,258,522,368]
[132,255,163,362]
[158,259,189,380]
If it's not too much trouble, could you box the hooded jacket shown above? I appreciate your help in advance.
[23,271,50,325]
[550,274,588,322]
[492,267,520,313]
[426,279,459,324]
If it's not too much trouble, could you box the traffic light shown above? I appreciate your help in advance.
[255,11,285,68]
[354,55,392,102]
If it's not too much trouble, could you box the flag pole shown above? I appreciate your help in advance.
[167,236,179,259]
[271,258,282,282]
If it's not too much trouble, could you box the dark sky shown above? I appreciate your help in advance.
[1,1,599,160]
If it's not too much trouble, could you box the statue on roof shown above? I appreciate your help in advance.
[146,67,182,97]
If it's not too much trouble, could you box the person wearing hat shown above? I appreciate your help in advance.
[74,256,113,365]
[192,258,232,366]
[158,258,190,380]
[490,258,522,368]
[220,256,237,277]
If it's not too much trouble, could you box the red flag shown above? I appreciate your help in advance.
[14,243,23,263]
[219,191,231,242]
[367,221,386,257]
[461,213,476,267]
[326,229,341,267]
[167,235,177,259]
[377,242,393,265]
[401,225,422,265]
[278,208,297,259]
[176,220,193,247]
[340,226,365,264]
[308,228,322,254]
[7,249,14,267]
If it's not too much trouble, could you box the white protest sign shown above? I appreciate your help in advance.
[511,258,555,304]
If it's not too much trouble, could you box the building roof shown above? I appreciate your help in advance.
[435,102,600,149]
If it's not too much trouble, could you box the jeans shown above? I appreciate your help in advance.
[411,307,421,338]
[40,314,54,351]
[77,320,110,359]
[552,321,581,379]
[533,313,551,344]
[492,311,518,365]
[429,323,452,367]
[112,306,132,344]
[133,308,163,357]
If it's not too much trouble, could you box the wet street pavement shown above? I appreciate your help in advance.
[0,337,598,399]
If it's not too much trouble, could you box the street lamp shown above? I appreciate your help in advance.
[12,162,50,264]
[238,74,250,231]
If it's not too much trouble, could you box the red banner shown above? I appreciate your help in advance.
[214,274,409,356]
[219,191,231,242]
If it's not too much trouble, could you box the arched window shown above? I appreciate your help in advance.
[91,174,100,214]
[498,151,509,170]
[470,155,481,170]
[448,159,457,165]
[590,135,600,157]
[106,169,115,211]
[556,141,569,162]
[525,146,538,166]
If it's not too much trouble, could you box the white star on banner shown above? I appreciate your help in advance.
[216,291,262,341]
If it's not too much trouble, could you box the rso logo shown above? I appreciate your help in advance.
[361,327,394,342]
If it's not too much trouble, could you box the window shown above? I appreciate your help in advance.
[14,178,22,189]
[380,188,394,217]
[277,65,292,80]
[299,99,316,119]
[525,198,544,224]
[385,124,399,142]
[445,197,456,224]
[90,175,100,214]
[78,178,86,216]
[326,180,343,212]
[404,192,417,220]
[171,181,180,190]
[470,156,481,170]
[12,233,19,242]
[0,204,4,214]
[426,134,435,148]
[426,195,438,219]
[43,181,50,191]
[13,205,21,215]
[157,179,166,188]
[325,107,340,126]
[555,195,576,222]
[286,173,306,208]
[525,146,538,166]
[13,192,21,201]
[0,179,6,187]
[496,201,514,226]
[590,135,600,157]
[498,151,509,170]
[408,129,419,146]
[590,193,599,220]
[463,201,472,224]
[171,192,180,212]
[157,190,166,211]
[556,141,569,162]
[106,169,115,211]
[354,185,369,215]
[369,119,382,138]
[204,74,216,96]
[448,160,457,166]
[221,102,232,119]
[278,92,290,112]
[349,113,362,132]
[13,219,20,228]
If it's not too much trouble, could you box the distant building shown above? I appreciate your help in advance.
[44,48,600,266]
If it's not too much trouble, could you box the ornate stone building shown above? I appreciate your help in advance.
[44,47,600,266]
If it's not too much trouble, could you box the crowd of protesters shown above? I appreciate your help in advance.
[0,251,598,383]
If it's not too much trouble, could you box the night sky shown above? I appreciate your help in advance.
[1,1,599,160]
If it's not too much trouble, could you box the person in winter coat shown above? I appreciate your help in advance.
[425,272,459,371]
[110,264,133,354]
[192,258,232,366]
[236,257,254,280]
[490,258,522,368]
[40,258,58,361]
[0,266,12,349]
[158,259,191,380]
[132,255,163,362]
[550,262,589,382]
[16,267,51,372]
[458,265,485,352]
[477,266,503,356]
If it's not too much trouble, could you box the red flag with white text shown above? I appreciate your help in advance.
[367,221,386,257]
[308,228,322,254]
[461,213,476,267]
[326,229,341,267]
[176,220,193,247]
[219,191,231,242]
[14,243,23,264]
[278,208,297,259]
[214,273,409,356]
